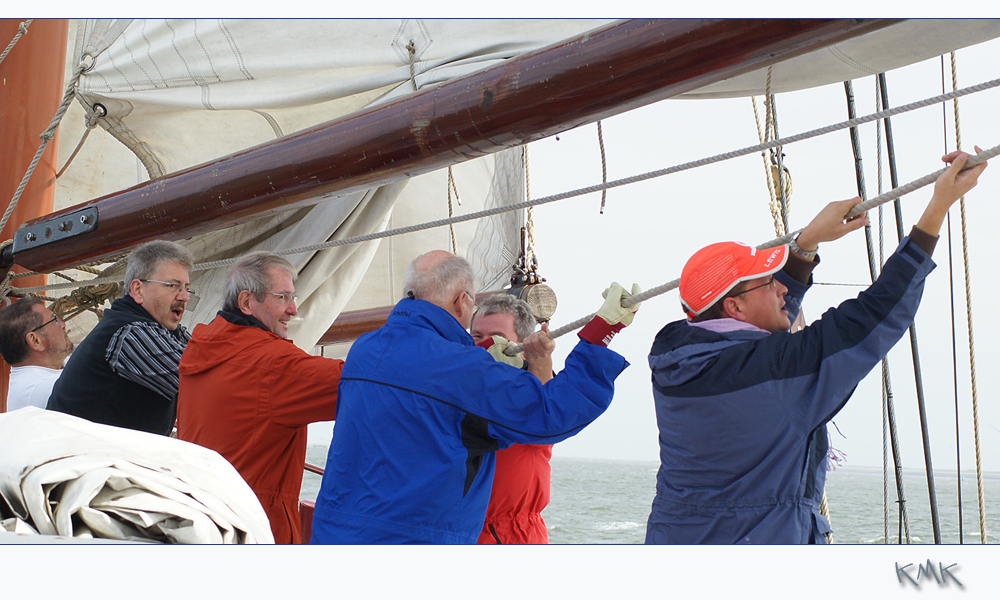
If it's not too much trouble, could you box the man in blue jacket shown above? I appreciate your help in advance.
[311,250,638,544]
[646,148,987,544]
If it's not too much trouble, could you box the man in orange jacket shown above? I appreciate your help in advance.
[177,251,342,544]
[471,294,554,544]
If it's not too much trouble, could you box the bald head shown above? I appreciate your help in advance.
[403,251,476,328]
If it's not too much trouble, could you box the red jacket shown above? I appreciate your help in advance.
[177,313,342,544]
[477,443,553,544]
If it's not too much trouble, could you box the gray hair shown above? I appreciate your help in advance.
[223,251,296,312]
[474,294,536,342]
[402,252,474,305]
[124,240,195,291]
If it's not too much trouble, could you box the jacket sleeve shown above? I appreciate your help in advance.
[264,343,342,428]
[106,322,188,401]
[764,235,935,432]
[467,340,628,447]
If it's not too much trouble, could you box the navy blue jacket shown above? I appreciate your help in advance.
[311,297,628,544]
[646,235,935,544]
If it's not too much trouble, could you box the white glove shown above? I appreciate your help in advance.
[597,282,641,327]
[477,335,524,369]
[578,282,641,347]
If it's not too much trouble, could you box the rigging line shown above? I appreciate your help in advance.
[844,78,909,544]
[876,80,894,544]
[951,53,988,546]
[878,73,942,545]
[184,77,1000,272]
[941,54,964,545]
[523,145,536,269]
[0,19,31,67]
[0,59,87,233]
[447,167,458,255]
[767,97,790,235]
[876,78,910,543]
[752,95,782,237]
[597,121,608,214]
[500,144,1000,354]
[11,79,1000,289]
[13,141,1000,305]
[14,71,1000,278]
[765,66,789,235]
[56,103,107,179]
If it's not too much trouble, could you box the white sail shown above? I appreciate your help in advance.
[54,19,609,349]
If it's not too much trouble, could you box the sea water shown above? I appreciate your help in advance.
[301,447,999,544]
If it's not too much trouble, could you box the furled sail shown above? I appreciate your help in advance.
[0,408,273,543]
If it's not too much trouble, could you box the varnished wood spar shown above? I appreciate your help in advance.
[319,291,504,345]
[12,18,897,273]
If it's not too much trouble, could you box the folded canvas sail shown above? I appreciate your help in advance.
[0,407,273,543]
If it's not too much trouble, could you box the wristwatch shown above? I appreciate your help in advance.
[788,236,817,260]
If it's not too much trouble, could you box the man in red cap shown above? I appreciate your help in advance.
[646,148,987,544]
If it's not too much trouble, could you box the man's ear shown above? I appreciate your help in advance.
[128,278,144,305]
[25,331,44,352]
[721,297,744,322]
[237,290,255,316]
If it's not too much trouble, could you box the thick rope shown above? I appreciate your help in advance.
[950,54,988,545]
[0,60,87,233]
[0,19,30,67]
[187,76,1000,274]
[12,80,1000,298]
[501,144,999,354]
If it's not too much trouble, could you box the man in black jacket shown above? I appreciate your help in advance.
[47,240,194,436]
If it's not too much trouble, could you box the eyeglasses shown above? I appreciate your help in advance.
[729,276,776,298]
[140,279,196,296]
[266,292,298,304]
[30,314,62,333]
[454,290,475,305]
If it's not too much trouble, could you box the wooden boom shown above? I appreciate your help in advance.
[7,18,896,273]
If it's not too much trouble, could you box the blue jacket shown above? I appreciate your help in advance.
[646,235,935,544]
[311,297,628,544]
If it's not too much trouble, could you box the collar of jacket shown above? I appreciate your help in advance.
[387,297,474,346]
[114,294,189,339]
[218,309,272,334]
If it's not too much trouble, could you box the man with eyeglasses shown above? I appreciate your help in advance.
[311,250,639,544]
[177,251,342,544]
[47,240,194,436]
[645,148,988,545]
[0,298,74,411]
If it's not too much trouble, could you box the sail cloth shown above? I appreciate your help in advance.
[0,408,273,543]
[680,19,1000,99]
[56,19,606,349]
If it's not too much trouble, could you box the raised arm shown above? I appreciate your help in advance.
[915,146,988,237]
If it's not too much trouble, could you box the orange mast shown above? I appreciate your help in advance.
[0,18,68,410]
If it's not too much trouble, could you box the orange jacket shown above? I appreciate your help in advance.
[177,314,342,544]
[477,443,553,544]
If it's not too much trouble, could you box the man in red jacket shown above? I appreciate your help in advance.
[471,294,553,544]
[177,251,342,544]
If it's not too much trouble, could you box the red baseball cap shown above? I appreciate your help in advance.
[679,242,788,318]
